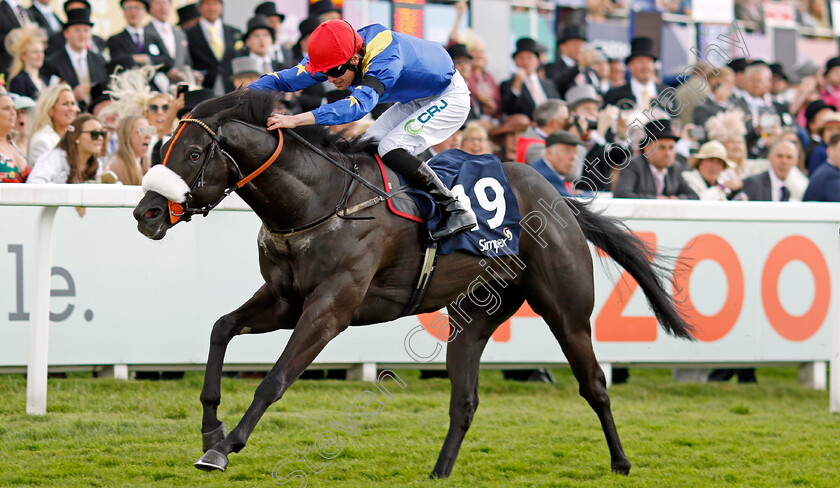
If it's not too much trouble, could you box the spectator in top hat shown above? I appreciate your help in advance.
[1,0,33,76]
[614,118,698,200]
[500,38,559,118]
[820,57,840,112]
[46,1,107,57]
[146,0,194,87]
[309,0,341,22]
[186,0,242,95]
[254,1,293,71]
[40,9,108,111]
[727,57,748,98]
[769,62,790,107]
[28,0,63,38]
[545,25,586,98]
[603,37,666,110]
[108,0,171,77]
[177,3,201,31]
[239,15,284,75]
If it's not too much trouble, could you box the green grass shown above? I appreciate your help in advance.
[1,368,838,487]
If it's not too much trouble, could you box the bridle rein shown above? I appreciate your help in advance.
[159,117,393,235]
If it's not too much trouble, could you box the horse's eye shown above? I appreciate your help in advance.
[188,151,200,161]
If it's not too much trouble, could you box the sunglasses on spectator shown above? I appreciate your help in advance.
[136,126,157,137]
[148,104,169,113]
[81,130,108,139]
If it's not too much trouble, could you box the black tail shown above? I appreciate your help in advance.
[565,198,695,340]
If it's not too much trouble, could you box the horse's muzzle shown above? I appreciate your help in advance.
[134,191,172,240]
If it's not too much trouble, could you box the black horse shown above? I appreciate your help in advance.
[133,89,693,478]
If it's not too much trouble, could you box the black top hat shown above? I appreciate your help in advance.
[177,3,201,26]
[63,0,91,14]
[558,25,586,44]
[86,82,111,114]
[298,16,320,40]
[447,43,472,61]
[644,119,679,141]
[769,63,788,81]
[244,15,275,42]
[825,57,840,75]
[309,0,341,17]
[120,0,149,10]
[727,57,747,73]
[625,37,657,64]
[512,38,540,59]
[805,99,835,125]
[178,89,216,118]
[63,9,94,29]
[255,1,285,22]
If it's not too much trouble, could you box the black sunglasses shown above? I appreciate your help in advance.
[148,103,170,113]
[321,59,353,78]
[81,130,108,140]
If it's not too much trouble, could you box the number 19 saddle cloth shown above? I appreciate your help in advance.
[375,148,522,257]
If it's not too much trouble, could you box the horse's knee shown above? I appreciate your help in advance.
[254,375,288,405]
[210,314,239,346]
[450,395,479,430]
[579,380,610,409]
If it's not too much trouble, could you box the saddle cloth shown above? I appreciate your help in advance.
[375,148,522,257]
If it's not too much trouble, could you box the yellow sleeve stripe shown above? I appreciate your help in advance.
[362,30,393,75]
[348,96,359,107]
[295,63,307,76]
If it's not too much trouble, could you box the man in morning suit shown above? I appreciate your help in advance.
[603,37,668,110]
[108,0,171,76]
[544,25,586,99]
[500,38,559,117]
[28,0,62,38]
[146,0,193,87]
[40,9,108,111]
[186,0,242,95]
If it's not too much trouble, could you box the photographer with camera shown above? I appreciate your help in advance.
[564,84,628,192]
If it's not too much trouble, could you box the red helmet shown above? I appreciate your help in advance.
[306,20,363,74]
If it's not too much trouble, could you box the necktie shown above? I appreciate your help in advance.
[527,75,546,105]
[208,25,225,60]
[76,55,89,85]
[15,5,30,25]
[133,32,143,51]
[642,86,653,108]
[264,60,272,74]
[780,185,790,202]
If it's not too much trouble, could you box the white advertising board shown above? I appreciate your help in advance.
[1,197,836,369]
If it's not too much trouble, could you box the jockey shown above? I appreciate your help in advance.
[248,20,476,240]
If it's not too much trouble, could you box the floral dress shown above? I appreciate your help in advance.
[0,150,29,183]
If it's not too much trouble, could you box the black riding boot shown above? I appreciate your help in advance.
[382,148,477,240]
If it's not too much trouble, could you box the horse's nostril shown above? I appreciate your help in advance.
[145,208,162,220]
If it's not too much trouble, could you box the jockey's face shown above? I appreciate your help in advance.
[326,54,360,90]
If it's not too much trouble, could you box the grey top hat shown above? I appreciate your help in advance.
[566,84,602,109]
[230,56,263,80]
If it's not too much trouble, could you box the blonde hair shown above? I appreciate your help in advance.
[111,115,149,185]
[705,110,747,142]
[29,83,74,157]
[5,26,47,80]
[461,121,490,154]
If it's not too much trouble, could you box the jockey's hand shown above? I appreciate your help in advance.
[267,112,316,131]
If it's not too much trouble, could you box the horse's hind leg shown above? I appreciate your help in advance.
[200,284,299,452]
[527,287,631,475]
[430,287,525,479]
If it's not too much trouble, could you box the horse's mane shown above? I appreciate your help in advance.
[191,89,379,156]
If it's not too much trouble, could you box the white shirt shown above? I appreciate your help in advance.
[560,53,576,68]
[152,18,176,57]
[630,78,658,108]
[32,0,60,32]
[250,53,274,74]
[27,148,102,184]
[741,91,773,119]
[126,25,145,48]
[768,167,787,202]
[65,45,90,84]
[648,163,668,195]
[525,73,547,105]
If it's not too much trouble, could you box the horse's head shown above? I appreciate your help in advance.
[134,115,236,239]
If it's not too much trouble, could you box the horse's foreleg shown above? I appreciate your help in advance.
[199,284,298,451]
[195,289,360,472]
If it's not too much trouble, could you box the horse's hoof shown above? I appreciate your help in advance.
[611,459,631,475]
[194,449,228,472]
[202,422,227,452]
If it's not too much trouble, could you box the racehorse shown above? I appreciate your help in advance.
[133,89,694,478]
